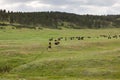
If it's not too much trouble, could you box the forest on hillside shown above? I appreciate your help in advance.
[0,9,120,29]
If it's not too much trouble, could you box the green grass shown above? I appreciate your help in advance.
[0,28,120,80]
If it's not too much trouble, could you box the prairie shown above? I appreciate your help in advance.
[0,28,120,80]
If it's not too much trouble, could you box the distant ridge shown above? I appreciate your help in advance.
[0,9,120,29]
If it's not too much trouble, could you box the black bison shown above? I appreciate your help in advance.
[54,40,60,45]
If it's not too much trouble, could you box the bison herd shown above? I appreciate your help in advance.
[48,36,86,49]
[100,35,120,39]
[48,34,120,49]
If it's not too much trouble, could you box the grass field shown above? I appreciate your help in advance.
[0,28,120,80]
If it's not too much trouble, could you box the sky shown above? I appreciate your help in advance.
[0,0,120,15]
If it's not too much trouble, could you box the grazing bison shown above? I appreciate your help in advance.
[100,35,107,38]
[87,36,91,38]
[113,35,117,39]
[78,37,81,40]
[49,37,53,41]
[76,37,79,39]
[58,37,62,41]
[54,40,60,45]
[49,42,51,45]
[119,35,120,38]
[48,42,52,49]
[70,37,73,40]
[108,36,111,39]
[71,37,75,40]
[81,37,84,40]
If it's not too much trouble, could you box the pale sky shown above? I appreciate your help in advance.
[0,0,120,15]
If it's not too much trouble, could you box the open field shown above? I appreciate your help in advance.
[0,28,120,80]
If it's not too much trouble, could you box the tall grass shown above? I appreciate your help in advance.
[0,28,120,80]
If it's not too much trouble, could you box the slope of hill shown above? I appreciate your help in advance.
[0,9,120,29]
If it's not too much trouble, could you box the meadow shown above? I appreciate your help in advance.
[0,28,120,80]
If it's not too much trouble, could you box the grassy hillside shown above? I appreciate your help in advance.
[0,28,120,80]
[1,9,120,29]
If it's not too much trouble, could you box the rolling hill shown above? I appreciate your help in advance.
[0,9,120,29]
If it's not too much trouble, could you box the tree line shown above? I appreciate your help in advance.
[0,9,120,29]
